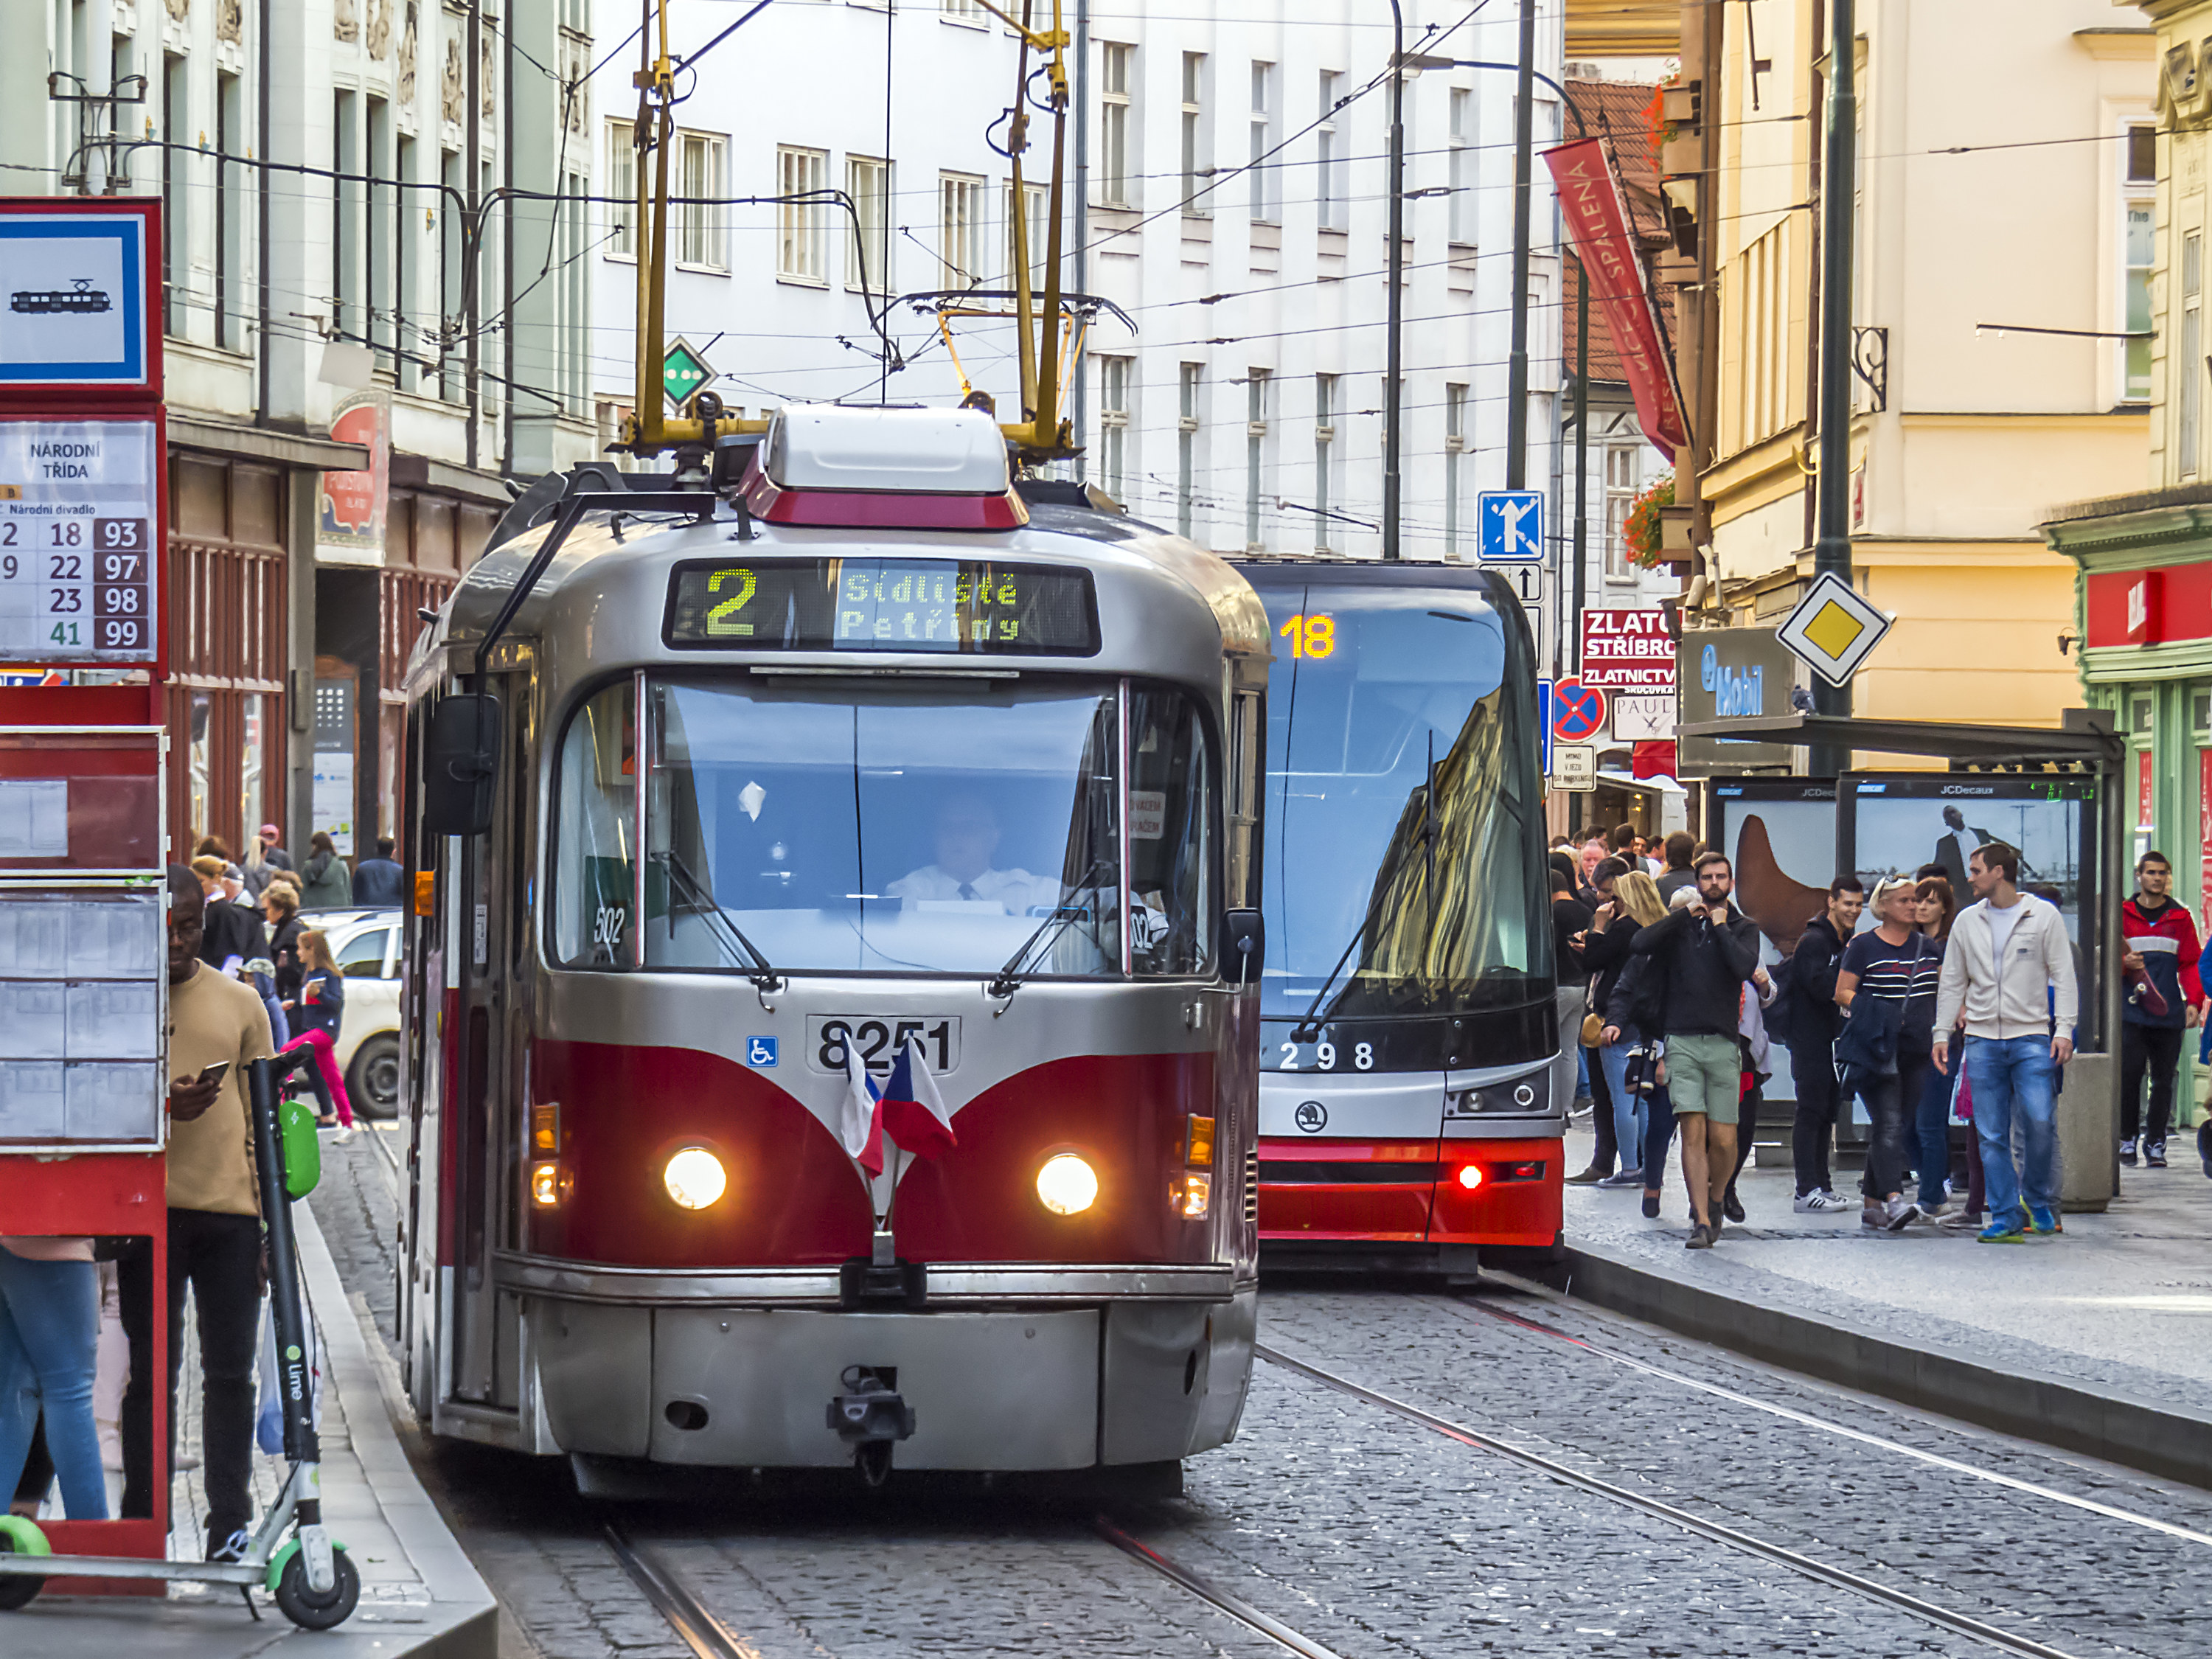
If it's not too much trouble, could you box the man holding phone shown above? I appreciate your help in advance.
[119,866,275,1560]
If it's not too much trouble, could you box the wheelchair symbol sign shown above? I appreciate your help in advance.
[746,1036,779,1068]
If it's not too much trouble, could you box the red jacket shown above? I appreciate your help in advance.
[2121,897,2203,1026]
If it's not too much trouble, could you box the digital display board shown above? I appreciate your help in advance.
[0,419,159,662]
[664,557,1098,655]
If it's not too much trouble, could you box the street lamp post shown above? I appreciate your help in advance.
[1383,0,1405,559]
[1809,0,1858,776]
[1506,0,1535,493]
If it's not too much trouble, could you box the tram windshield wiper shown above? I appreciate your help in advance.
[655,847,784,992]
[987,857,1113,1000]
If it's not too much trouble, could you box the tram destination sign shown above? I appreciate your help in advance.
[0,417,158,663]
[664,556,1099,655]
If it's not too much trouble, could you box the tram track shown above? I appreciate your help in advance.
[1256,1340,2086,1659]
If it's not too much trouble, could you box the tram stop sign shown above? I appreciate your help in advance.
[662,338,714,409]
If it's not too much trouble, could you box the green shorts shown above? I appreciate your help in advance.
[1664,1032,1742,1127]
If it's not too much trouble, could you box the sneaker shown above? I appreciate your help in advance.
[1977,1219,2028,1244]
[1860,1205,1885,1230]
[2120,1138,2138,1166]
[1565,1164,1610,1185]
[1883,1197,1921,1231]
[2145,1140,2168,1169]
[1641,1192,1660,1219]
[1939,1209,1986,1233]
[1685,1224,1713,1250]
[1722,1192,1746,1225]
[1794,1189,1851,1213]
[1571,1094,1597,1119]
[1596,1169,1644,1188]
[1919,1199,1950,1220]
[206,1527,252,1565]
[2028,1206,2063,1236]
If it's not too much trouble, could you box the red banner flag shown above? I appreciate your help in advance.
[1543,138,1688,462]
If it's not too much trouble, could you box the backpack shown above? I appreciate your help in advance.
[1762,948,1805,1048]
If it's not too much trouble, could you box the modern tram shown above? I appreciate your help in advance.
[394,405,1271,1486]
[1229,558,1561,1272]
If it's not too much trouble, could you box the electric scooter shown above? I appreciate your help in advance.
[0,1046,362,1630]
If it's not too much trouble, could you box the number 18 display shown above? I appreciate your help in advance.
[0,420,159,663]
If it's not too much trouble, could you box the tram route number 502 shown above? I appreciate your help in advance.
[807,1015,961,1076]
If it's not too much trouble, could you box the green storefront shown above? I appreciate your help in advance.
[2043,484,2212,1134]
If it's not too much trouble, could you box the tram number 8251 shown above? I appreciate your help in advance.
[813,1017,959,1075]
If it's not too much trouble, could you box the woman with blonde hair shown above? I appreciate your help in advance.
[279,929,355,1130]
[1584,870,1671,1193]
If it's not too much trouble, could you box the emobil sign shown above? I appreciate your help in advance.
[1676,626,1801,775]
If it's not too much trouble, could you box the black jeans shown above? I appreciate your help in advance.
[2120,1020,2184,1144]
[120,1209,263,1539]
[1856,1047,1930,1202]
[1790,1047,1841,1197]
[1587,1042,1617,1172]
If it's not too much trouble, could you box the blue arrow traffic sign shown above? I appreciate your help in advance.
[1478,490,1544,563]
[1536,678,1554,775]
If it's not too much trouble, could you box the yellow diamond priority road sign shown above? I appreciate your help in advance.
[1775,571,1893,687]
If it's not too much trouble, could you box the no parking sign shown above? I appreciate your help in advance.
[1551,678,1608,745]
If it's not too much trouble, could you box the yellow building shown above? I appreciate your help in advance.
[1667,0,2153,766]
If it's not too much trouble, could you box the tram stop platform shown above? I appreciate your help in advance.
[1550,1121,2212,1494]
[8,1198,496,1659]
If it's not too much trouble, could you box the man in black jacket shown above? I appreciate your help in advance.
[1632,851,1762,1247]
[1785,877,1864,1211]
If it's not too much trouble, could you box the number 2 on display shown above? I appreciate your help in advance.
[1279,613,1335,659]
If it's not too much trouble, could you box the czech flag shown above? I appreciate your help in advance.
[878,1037,958,1161]
[842,1046,886,1175]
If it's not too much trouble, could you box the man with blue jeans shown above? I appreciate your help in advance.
[1933,841,2077,1242]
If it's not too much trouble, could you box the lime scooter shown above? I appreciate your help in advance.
[0,1047,363,1630]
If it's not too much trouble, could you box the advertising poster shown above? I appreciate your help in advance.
[1708,779,1838,1105]
[1848,775,2088,945]
[316,391,389,566]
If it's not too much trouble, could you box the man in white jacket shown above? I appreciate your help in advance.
[1933,841,2077,1243]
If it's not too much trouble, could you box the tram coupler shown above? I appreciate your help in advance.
[829,1365,916,1487]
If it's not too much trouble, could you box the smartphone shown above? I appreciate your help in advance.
[195,1061,232,1088]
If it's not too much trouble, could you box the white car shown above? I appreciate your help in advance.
[319,909,403,1119]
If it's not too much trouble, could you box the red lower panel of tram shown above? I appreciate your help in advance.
[1257,1136,1562,1248]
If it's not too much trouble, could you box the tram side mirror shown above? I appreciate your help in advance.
[422,695,503,837]
[1221,909,1264,987]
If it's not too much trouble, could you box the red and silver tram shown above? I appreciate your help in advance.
[394,406,1270,1484]
[1229,558,1561,1271]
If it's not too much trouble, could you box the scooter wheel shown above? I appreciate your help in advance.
[274,1545,359,1630]
[0,1515,49,1610]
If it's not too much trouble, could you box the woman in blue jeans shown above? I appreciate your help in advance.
[1587,872,1672,1191]
[1912,877,1960,1214]
[0,1237,109,1519]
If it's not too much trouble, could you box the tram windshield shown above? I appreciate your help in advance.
[1256,580,1550,1022]
[552,676,1215,978]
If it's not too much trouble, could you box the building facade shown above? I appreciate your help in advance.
[1663,0,2152,772]
[585,0,1566,577]
[3,0,595,861]
[2044,0,2212,920]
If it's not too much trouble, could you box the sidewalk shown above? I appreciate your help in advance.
[1552,1122,2212,1489]
[6,1203,495,1657]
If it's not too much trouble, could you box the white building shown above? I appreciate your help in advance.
[585,0,1568,565]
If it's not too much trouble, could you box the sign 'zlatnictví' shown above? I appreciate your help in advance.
[1579,608,1675,691]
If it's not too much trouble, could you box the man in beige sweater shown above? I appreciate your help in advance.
[119,866,274,1559]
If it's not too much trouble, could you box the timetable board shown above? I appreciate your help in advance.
[0,418,158,663]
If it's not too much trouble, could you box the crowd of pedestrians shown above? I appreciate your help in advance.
[1553,823,2141,1246]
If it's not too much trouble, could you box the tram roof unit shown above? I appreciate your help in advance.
[411,406,1272,698]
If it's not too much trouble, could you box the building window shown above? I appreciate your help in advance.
[1604,446,1639,580]
[2124,122,2154,405]
[1100,43,1133,208]
[776,144,826,282]
[1245,369,1272,551]
[678,131,728,270]
[2186,232,2203,479]
[1178,364,1202,540]
[1448,86,1474,246]
[215,71,246,352]
[1180,52,1207,217]
[847,154,892,295]
[1099,355,1131,501]
[942,0,984,21]
[1006,178,1048,290]
[607,119,636,257]
[940,171,984,287]
[1317,71,1344,231]
[1444,383,1467,557]
[1314,372,1336,552]
[332,88,358,345]
[1249,63,1275,223]
[164,55,188,335]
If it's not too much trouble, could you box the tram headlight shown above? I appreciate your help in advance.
[1174,1172,1212,1219]
[529,1161,572,1208]
[663,1147,728,1211]
[1035,1152,1099,1216]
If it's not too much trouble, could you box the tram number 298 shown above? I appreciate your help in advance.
[1278,1040,1374,1072]
[807,1015,961,1076]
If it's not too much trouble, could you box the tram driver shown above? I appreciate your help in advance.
[888,797,1061,914]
